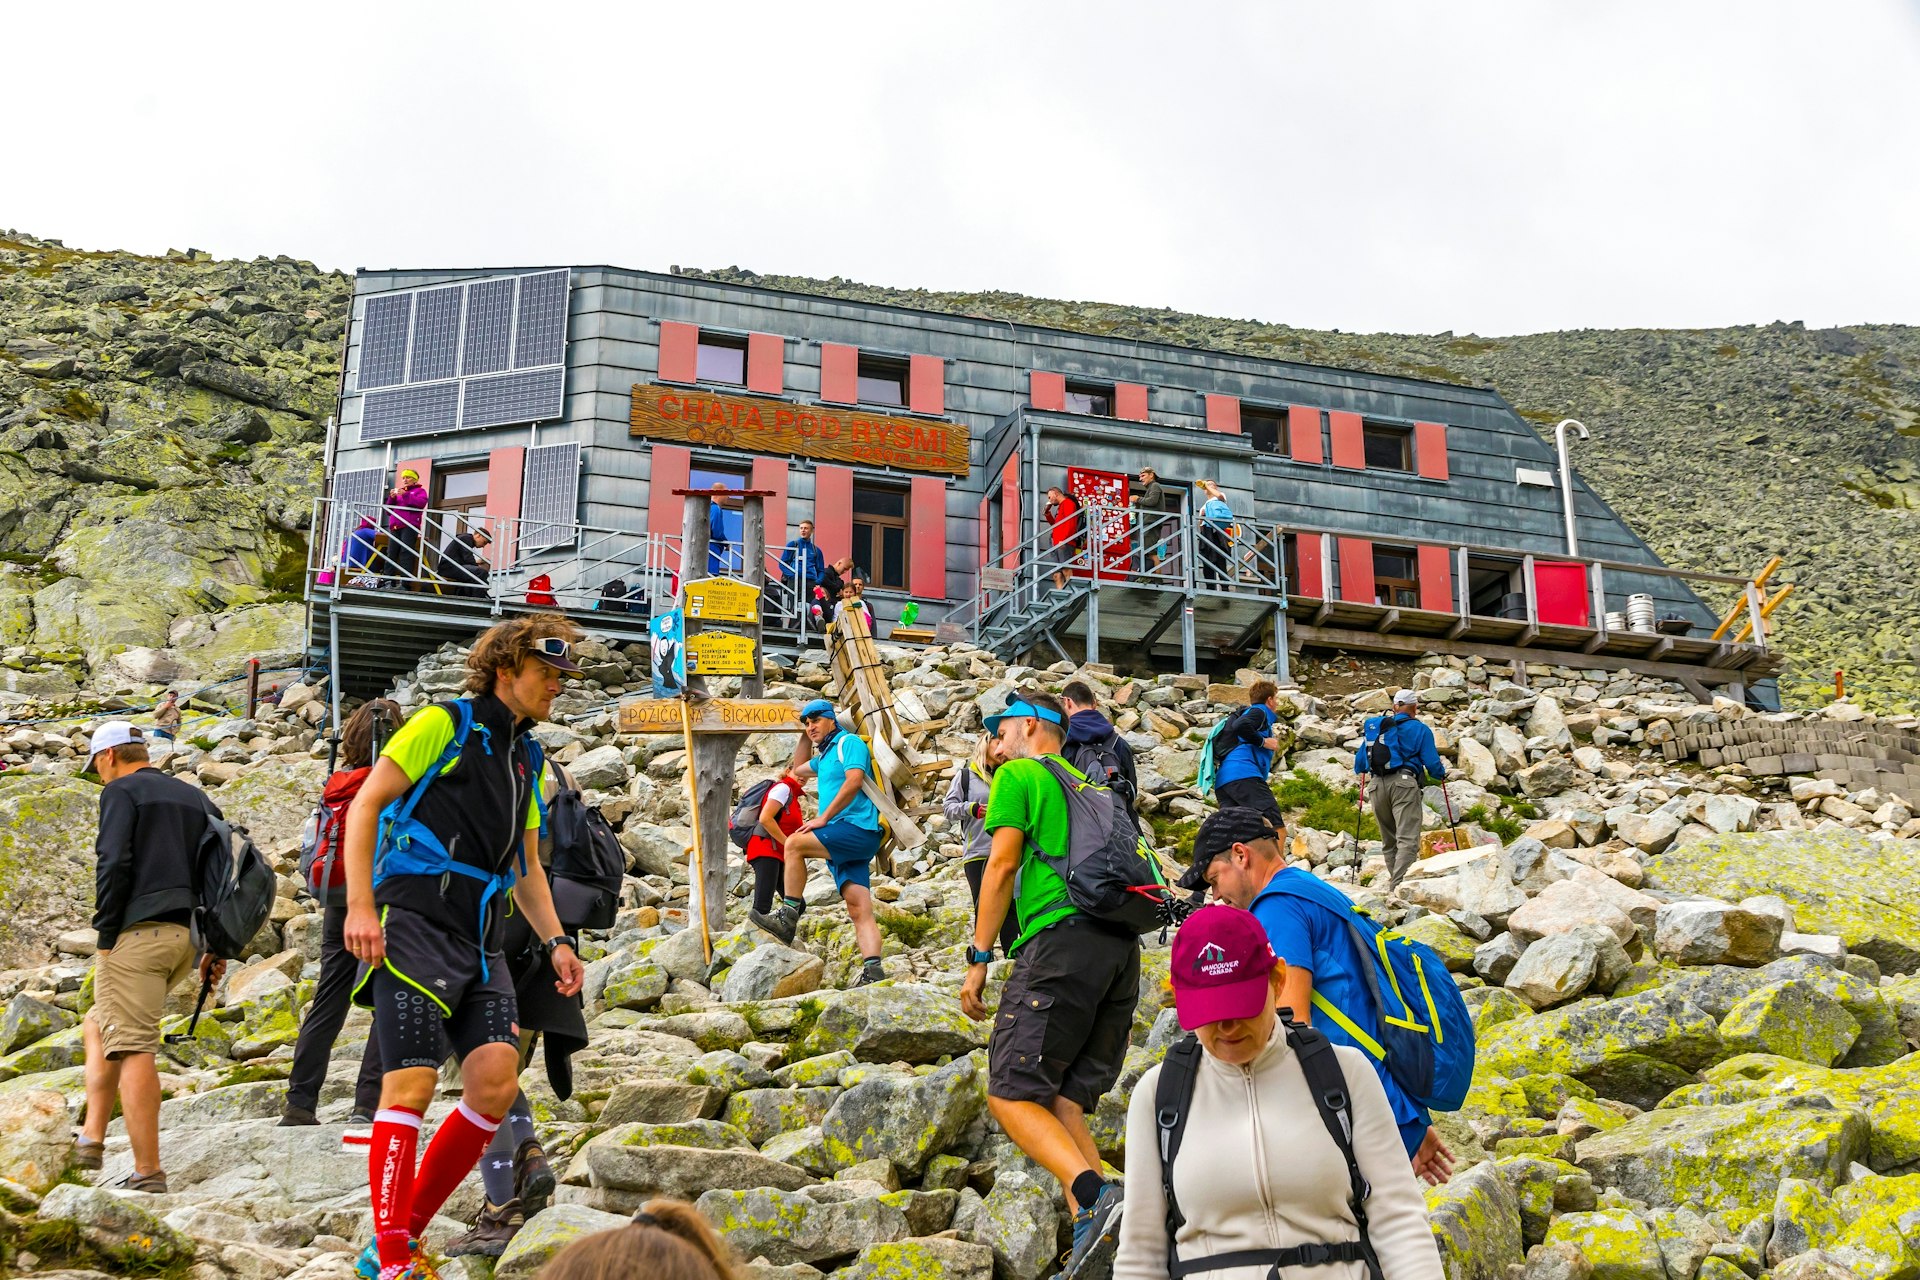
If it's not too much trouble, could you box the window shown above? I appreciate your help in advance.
[852,484,909,590]
[1063,380,1114,417]
[432,463,490,550]
[856,354,908,407]
[695,333,747,385]
[1363,422,1413,471]
[1374,545,1420,609]
[1244,406,1289,455]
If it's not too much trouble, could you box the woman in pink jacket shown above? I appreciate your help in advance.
[385,468,429,587]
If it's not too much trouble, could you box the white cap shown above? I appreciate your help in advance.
[1392,689,1419,708]
[89,721,144,759]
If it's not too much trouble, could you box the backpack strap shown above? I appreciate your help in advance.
[1286,1020,1386,1280]
[380,700,476,853]
[1155,1033,1203,1273]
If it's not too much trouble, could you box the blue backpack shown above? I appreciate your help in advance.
[374,698,547,980]
[1259,875,1476,1113]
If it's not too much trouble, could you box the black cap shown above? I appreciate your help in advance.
[1181,807,1285,891]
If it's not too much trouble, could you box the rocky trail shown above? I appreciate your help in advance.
[3,635,1920,1279]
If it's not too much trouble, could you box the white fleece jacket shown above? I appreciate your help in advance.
[1115,1025,1444,1280]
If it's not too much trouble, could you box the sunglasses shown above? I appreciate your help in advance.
[532,637,572,660]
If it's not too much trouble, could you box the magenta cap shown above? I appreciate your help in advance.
[1170,904,1279,1030]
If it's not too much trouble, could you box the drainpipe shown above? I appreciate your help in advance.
[1554,419,1590,555]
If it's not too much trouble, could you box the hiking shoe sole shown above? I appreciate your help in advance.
[1065,1183,1125,1279]
[747,908,798,945]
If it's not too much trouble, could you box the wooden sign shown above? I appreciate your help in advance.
[979,567,1016,592]
[619,698,802,734]
[631,383,969,476]
[685,631,758,676]
[684,576,760,623]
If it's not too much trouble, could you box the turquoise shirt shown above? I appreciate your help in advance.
[815,730,881,830]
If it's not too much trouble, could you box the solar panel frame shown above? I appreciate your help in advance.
[512,270,569,370]
[407,286,463,384]
[462,276,516,377]
[520,441,581,551]
[360,382,461,442]
[358,293,414,390]
[324,466,388,575]
[460,368,565,431]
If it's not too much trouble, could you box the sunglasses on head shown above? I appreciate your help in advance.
[532,637,572,660]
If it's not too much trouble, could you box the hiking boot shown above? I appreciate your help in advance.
[854,964,884,988]
[748,903,799,945]
[1065,1182,1124,1276]
[513,1139,555,1216]
[442,1198,523,1258]
[73,1137,104,1171]
[120,1170,168,1194]
[278,1105,320,1127]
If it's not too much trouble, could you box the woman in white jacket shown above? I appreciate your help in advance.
[1114,905,1443,1280]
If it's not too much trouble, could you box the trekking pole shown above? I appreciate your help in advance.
[163,971,214,1044]
[1439,779,1464,853]
[1354,780,1365,844]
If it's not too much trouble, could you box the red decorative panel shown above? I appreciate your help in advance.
[1415,421,1450,481]
[1535,561,1591,627]
[484,446,525,568]
[1000,453,1021,568]
[819,343,859,404]
[647,445,690,542]
[909,354,945,416]
[657,321,699,383]
[812,465,854,564]
[1289,405,1324,464]
[909,476,947,599]
[746,332,784,395]
[750,456,789,577]
[1029,370,1066,411]
[1067,467,1131,579]
[1329,412,1366,470]
[1114,382,1150,422]
[1205,394,1242,434]
[1337,537,1374,603]
[1293,534,1325,598]
[1417,544,1454,613]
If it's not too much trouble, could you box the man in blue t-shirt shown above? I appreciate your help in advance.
[1181,806,1457,1185]
[1213,679,1283,824]
[748,699,887,986]
[1355,688,1447,888]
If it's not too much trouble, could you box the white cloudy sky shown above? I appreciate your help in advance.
[8,2,1917,336]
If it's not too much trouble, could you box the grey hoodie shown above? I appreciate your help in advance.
[943,760,995,863]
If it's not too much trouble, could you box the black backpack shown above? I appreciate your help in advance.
[1029,758,1174,937]
[1064,728,1138,828]
[546,767,626,932]
[192,815,277,960]
[728,778,781,849]
[598,579,632,614]
[1155,1018,1385,1280]
[1207,706,1257,773]
[1364,714,1406,774]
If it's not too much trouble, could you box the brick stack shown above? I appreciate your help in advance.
[1663,719,1920,803]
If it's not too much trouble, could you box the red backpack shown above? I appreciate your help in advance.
[299,766,370,902]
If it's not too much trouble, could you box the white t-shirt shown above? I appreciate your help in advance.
[765,780,797,808]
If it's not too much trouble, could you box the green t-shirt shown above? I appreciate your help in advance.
[382,705,547,830]
[984,753,1087,953]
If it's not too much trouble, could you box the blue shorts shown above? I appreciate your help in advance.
[816,820,882,894]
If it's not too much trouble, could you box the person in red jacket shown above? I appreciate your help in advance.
[1045,485,1082,591]
[744,774,808,918]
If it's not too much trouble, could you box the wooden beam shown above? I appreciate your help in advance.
[1378,608,1402,635]
[1447,617,1471,639]
[1227,605,1278,653]
[1312,600,1335,626]
[1649,637,1674,661]
[1581,630,1608,653]
[1288,621,1763,687]
[1515,625,1539,647]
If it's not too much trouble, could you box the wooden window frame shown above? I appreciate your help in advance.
[855,352,909,408]
[1243,405,1290,456]
[1063,380,1114,418]
[851,481,911,591]
[1373,543,1421,609]
[695,333,748,386]
[1362,421,1414,472]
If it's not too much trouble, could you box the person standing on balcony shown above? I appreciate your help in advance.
[1045,485,1082,591]
[780,519,826,624]
[1355,689,1446,889]
[1132,467,1175,574]
[1196,479,1235,588]
[385,469,429,589]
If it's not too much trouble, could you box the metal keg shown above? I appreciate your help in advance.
[1625,593,1658,633]
[1604,611,1627,632]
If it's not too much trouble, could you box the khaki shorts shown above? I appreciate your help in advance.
[92,921,195,1058]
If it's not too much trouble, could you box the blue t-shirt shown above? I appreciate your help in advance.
[1217,704,1276,786]
[1251,867,1429,1155]
[814,730,880,831]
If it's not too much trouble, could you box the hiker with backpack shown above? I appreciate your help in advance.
[1355,690,1446,889]
[339,615,587,1280]
[282,698,404,1127]
[960,690,1156,1274]
[1207,681,1284,824]
[76,722,229,1193]
[1113,904,1444,1280]
[1062,679,1140,833]
[733,770,810,920]
[1179,808,1464,1185]
[942,736,1019,953]
[746,700,888,987]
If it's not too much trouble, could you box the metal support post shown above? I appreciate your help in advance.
[1085,517,1101,665]
[1180,600,1197,674]
[1273,607,1292,685]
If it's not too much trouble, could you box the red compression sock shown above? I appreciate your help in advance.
[407,1101,502,1236]
[370,1106,424,1268]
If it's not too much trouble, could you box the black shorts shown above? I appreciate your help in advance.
[1216,777,1284,824]
[351,904,518,1066]
[988,915,1141,1111]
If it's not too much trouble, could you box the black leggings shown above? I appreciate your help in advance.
[963,860,1023,954]
[751,858,785,915]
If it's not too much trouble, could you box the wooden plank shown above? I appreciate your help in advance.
[1289,621,1769,686]
[619,698,800,734]
[630,383,969,476]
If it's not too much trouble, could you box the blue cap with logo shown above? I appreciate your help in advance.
[800,698,838,724]
[983,699,1066,735]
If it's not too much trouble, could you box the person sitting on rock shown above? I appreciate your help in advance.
[746,699,887,988]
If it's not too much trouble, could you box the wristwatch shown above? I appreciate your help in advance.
[541,934,578,958]
[966,946,995,966]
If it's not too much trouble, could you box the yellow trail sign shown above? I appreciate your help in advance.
[683,577,761,623]
[685,631,758,675]
[619,698,801,735]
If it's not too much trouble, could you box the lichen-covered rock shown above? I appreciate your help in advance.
[695,1184,914,1267]
[35,1182,196,1269]
[1398,913,1480,972]
[1769,1172,1920,1279]
[493,1204,631,1279]
[1506,926,1630,1009]
[1655,900,1784,968]
[602,955,669,1010]
[1544,1208,1667,1280]
[1478,986,1722,1108]
[1574,1097,1870,1214]
[0,776,103,971]
[0,993,78,1054]
[835,1237,995,1280]
[0,1089,72,1192]
[1717,981,1860,1066]
[726,1087,840,1146]
[966,1168,1061,1280]
[1490,1155,1590,1247]
[796,984,987,1063]
[722,945,826,1002]
[579,1132,815,1202]
[597,1079,726,1125]
[1426,1162,1526,1280]
[820,1055,985,1177]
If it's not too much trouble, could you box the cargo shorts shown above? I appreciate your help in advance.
[92,921,196,1058]
[987,915,1141,1112]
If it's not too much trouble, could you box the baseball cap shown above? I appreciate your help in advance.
[1179,807,1284,891]
[528,635,583,674]
[983,699,1065,735]
[1393,689,1419,708]
[89,721,144,759]
[1170,905,1279,1030]
[800,698,837,723]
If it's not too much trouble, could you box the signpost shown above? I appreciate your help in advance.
[683,577,761,623]
[685,632,759,676]
[619,698,802,735]
[630,383,970,476]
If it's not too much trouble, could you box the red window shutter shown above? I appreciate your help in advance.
[909,354,945,416]
[1417,544,1454,613]
[750,457,789,576]
[812,465,854,564]
[658,321,699,384]
[747,333,784,395]
[1415,421,1449,481]
[1293,534,1324,598]
[1329,412,1366,470]
[1534,562,1592,627]
[909,476,947,600]
[484,446,525,567]
[1001,454,1021,567]
[1205,394,1242,434]
[647,445,690,544]
[1115,382,1150,422]
[1029,370,1066,411]
[977,494,992,585]
[820,344,859,404]
[1337,537,1375,604]
[1289,406,1324,464]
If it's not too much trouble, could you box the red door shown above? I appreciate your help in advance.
[1534,562,1591,626]
[1066,467,1132,579]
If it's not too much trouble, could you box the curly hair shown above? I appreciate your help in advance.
[463,612,584,695]
[540,1199,739,1280]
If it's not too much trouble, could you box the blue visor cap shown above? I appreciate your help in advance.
[983,700,1066,735]
[800,698,838,723]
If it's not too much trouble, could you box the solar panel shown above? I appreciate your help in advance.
[360,382,460,441]
[408,286,462,384]
[461,368,564,430]
[513,270,568,369]
[358,294,413,389]
[324,467,387,574]
[462,276,515,376]
[520,441,580,550]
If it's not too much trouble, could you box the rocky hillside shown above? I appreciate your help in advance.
[4,637,1920,1278]
[688,267,1920,713]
